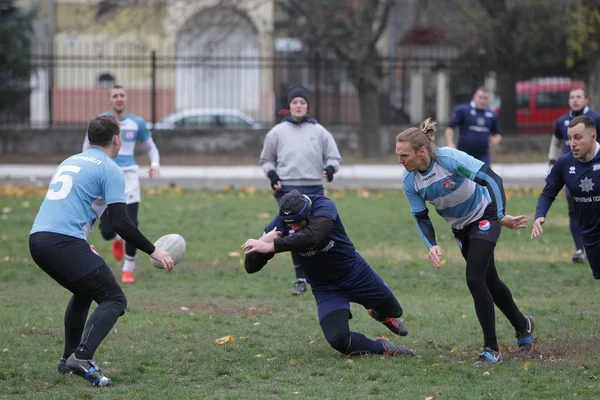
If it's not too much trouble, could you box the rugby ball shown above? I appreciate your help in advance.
[150,233,186,269]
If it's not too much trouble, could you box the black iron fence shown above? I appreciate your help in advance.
[0,51,583,134]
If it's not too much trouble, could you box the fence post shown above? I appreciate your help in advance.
[48,53,53,126]
[313,51,320,121]
[151,50,156,125]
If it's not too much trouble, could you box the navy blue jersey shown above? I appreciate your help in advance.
[536,144,600,242]
[264,195,366,286]
[448,101,500,162]
[554,107,600,154]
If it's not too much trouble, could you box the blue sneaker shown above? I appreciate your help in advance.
[516,315,536,355]
[473,347,502,366]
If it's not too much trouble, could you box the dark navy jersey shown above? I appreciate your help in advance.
[554,107,600,155]
[265,195,366,286]
[448,101,500,161]
[536,144,600,241]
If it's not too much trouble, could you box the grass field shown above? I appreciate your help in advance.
[1,186,599,399]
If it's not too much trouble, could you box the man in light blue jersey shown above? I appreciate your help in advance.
[83,85,161,284]
[30,115,174,387]
[396,118,534,367]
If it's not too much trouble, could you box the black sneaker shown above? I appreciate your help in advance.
[368,309,408,336]
[65,354,114,387]
[291,279,307,296]
[473,347,502,366]
[58,358,70,374]
[375,336,415,356]
[572,250,587,264]
[516,315,536,355]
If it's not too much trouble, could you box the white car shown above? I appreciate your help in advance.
[151,108,263,130]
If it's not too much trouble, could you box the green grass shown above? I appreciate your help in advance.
[1,186,599,399]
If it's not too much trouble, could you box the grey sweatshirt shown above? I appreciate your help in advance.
[259,120,342,185]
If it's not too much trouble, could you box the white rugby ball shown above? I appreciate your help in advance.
[150,233,186,269]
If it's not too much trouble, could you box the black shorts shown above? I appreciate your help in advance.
[29,232,105,282]
[453,205,502,254]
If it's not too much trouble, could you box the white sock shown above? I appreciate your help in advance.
[123,255,136,272]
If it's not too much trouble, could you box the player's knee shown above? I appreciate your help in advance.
[466,274,485,292]
[109,291,128,316]
[324,330,351,354]
[99,225,116,241]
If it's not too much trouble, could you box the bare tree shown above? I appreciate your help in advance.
[286,0,394,157]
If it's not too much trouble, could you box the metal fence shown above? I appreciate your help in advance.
[1,50,583,133]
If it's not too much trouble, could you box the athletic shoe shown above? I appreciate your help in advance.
[65,354,114,387]
[572,249,587,264]
[121,271,135,284]
[375,336,415,356]
[291,279,307,296]
[516,315,536,355]
[112,239,125,261]
[58,357,70,374]
[473,347,502,366]
[368,309,408,336]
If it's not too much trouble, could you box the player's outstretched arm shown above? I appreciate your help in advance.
[499,214,528,229]
[530,217,546,239]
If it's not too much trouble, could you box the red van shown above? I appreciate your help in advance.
[492,77,586,134]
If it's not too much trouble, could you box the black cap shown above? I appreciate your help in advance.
[287,86,309,107]
[279,190,311,223]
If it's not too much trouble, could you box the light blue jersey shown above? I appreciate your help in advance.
[31,148,126,240]
[104,112,153,169]
[403,148,505,246]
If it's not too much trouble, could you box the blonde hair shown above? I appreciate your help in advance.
[396,118,438,159]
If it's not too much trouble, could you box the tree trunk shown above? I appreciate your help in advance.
[353,66,381,158]
[588,57,600,111]
[496,69,517,134]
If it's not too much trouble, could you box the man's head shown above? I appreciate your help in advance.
[472,87,490,110]
[87,115,122,155]
[395,118,438,172]
[108,85,127,114]
[287,86,309,120]
[568,88,588,112]
[568,115,597,161]
[279,190,312,231]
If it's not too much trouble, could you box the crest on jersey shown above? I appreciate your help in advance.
[125,130,135,140]
[478,220,491,231]
[564,120,570,127]
[443,178,456,190]
[593,164,600,171]
[569,166,576,174]
[476,117,485,126]
[579,177,595,193]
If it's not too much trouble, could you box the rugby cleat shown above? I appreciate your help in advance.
[65,354,114,387]
[516,315,536,355]
[112,239,125,261]
[57,357,70,374]
[291,279,307,296]
[572,249,587,264]
[368,309,408,336]
[375,336,415,356]
[121,271,135,284]
[473,347,502,366]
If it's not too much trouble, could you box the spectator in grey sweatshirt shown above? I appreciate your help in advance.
[259,85,342,296]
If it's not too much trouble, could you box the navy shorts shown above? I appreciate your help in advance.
[312,264,397,322]
[583,239,600,280]
[453,207,501,257]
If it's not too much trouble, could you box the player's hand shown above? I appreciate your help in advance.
[150,248,174,271]
[260,227,282,243]
[531,217,545,239]
[148,166,160,178]
[499,214,528,229]
[428,245,443,269]
[241,239,275,254]
[489,135,502,147]
[272,181,281,191]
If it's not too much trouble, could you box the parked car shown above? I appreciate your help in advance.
[151,108,264,130]
[492,77,586,134]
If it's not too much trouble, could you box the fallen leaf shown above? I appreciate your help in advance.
[214,335,235,344]
[523,361,532,370]
[229,252,241,257]
[180,306,189,311]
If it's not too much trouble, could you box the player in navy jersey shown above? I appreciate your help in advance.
[83,84,161,284]
[533,115,600,279]
[398,118,534,367]
[241,190,415,357]
[547,88,600,264]
[445,87,501,165]
[30,115,174,386]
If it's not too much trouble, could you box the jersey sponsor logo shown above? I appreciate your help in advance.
[422,172,437,181]
[476,117,485,126]
[478,220,491,231]
[579,177,595,193]
[569,166,576,174]
[593,164,600,171]
[443,178,456,190]
[457,165,471,178]
[485,111,495,118]
[298,240,335,257]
